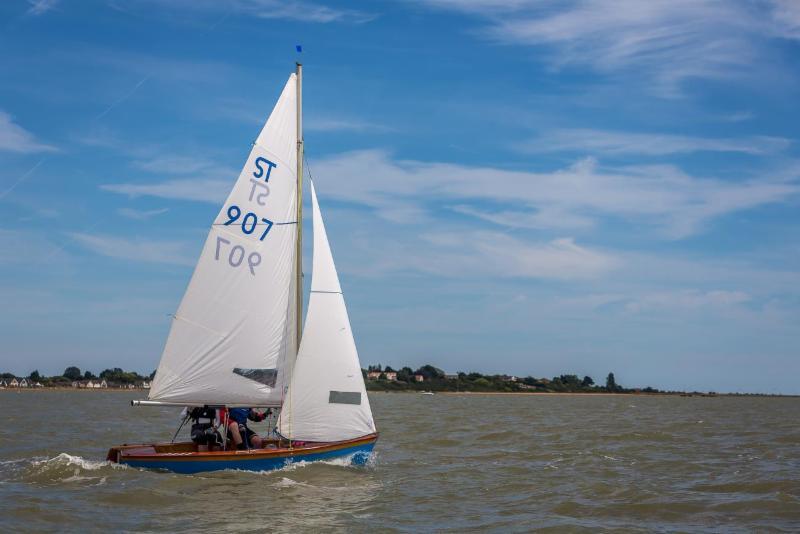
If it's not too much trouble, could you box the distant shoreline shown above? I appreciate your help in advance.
[0,387,146,392]
[2,388,796,398]
[370,390,799,398]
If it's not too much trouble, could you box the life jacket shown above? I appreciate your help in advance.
[228,408,251,426]
[188,406,216,428]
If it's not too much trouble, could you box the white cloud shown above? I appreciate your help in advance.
[101,178,229,203]
[340,225,617,280]
[412,0,800,95]
[0,228,68,265]
[306,116,393,133]
[26,0,58,15]
[313,149,800,238]
[70,232,195,266]
[720,111,755,123]
[518,129,790,156]
[117,207,169,220]
[768,0,800,39]
[451,204,594,230]
[102,152,236,203]
[623,290,751,313]
[127,0,375,24]
[133,155,220,175]
[0,111,57,153]
[238,0,376,23]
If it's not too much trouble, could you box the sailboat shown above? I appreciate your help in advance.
[106,64,378,474]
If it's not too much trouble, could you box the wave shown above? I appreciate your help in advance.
[0,453,127,486]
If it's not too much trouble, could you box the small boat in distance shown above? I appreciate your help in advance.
[107,64,378,474]
[420,391,434,396]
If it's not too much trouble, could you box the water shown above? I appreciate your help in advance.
[1,390,798,532]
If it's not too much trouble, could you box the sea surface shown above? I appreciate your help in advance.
[0,390,798,532]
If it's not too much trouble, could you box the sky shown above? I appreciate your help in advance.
[1,0,799,393]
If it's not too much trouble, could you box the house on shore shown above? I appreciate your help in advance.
[73,379,108,389]
[413,374,425,382]
[366,371,381,380]
[384,371,397,381]
[18,378,29,388]
[9,378,19,387]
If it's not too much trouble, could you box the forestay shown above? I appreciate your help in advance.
[149,74,299,407]
[278,181,375,441]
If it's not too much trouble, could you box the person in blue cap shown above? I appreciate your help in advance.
[226,408,270,449]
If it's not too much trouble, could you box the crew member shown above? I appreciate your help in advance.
[226,408,270,450]
[188,405,222,452]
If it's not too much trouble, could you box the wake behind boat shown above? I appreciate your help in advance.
[107,64,378,473]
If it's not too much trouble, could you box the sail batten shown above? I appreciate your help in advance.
[149,74,299,407]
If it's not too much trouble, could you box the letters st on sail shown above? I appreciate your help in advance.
[212,148,296,277]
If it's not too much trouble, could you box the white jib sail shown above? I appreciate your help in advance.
[278,181,376,441]
[149,74,298,407]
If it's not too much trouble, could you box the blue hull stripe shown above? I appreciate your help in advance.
[122,442,375,474]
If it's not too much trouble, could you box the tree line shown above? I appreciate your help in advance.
[1,366,156,387]
[362,364,656,394]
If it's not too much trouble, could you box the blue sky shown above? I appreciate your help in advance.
[1,0,799,393]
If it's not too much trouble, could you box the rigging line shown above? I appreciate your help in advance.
[303,153,315,183]
[210,221,297,226]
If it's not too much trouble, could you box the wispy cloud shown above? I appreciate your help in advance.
[127,0,376,24]
[517,129,791,156]
[239,0,376,23]
[414,0,800,95]
[720,111,756,123]
[117,207,169,220]
[70,232,195,266]
[96,75,151,120]
[101,153,236,203]
[623,289,751,313]
[306,116,393,133]
[132,155,221,175]
[340,224,617,280]
[0,111,57,153]
[26,0,58,15]
[0,159,45,200]
[101,178,229,203]
[313,149,800,238]
[441,233,618,280]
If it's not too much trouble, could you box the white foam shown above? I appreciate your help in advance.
[32,453,127,471]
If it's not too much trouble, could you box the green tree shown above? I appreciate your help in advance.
[63,366,82,380]
[397,367,412,382]
[606,372,618,392]
[415,365,445,380]
[581,375,594,388]
[29,370,41,381]
[84,370,97,379]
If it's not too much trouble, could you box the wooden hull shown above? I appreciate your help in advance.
[107,433,378,474]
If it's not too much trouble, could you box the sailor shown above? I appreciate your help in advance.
[187,405,222,452]
[226,408,270,450]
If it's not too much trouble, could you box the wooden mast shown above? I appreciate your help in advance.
[295,62,303,350]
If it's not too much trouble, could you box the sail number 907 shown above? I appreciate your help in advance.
[215,236,261,275]
[224,205,274,240]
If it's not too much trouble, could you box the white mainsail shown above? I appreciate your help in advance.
[278,181,376,441]
[149,74,299,407]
